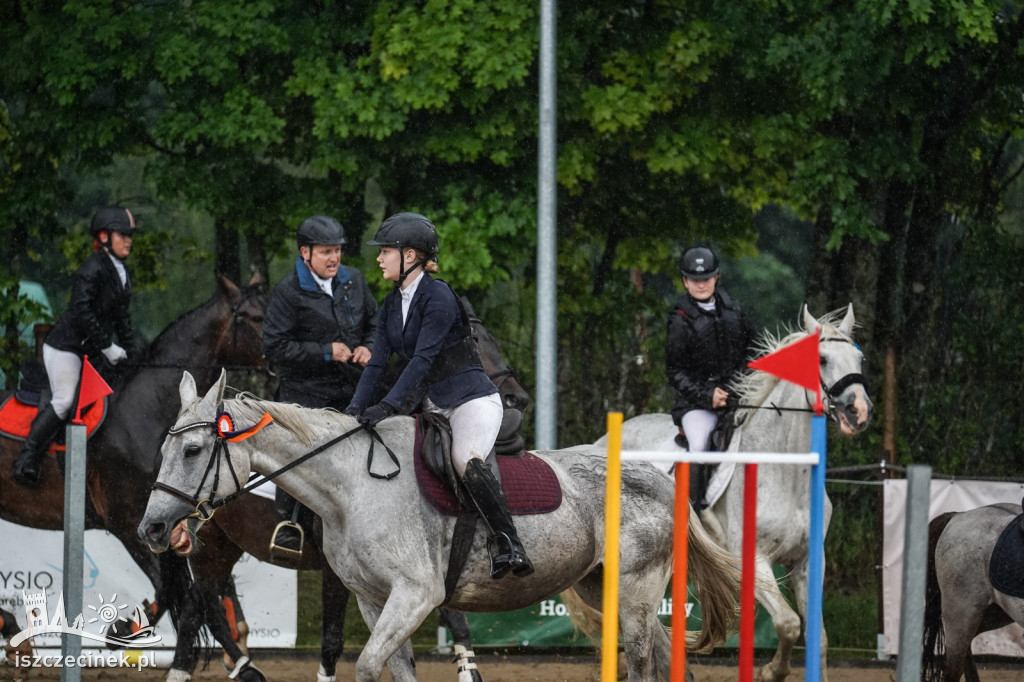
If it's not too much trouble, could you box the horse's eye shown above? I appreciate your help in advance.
[184,445,202,459]
[250,315,264,324]
[819,356,827,366]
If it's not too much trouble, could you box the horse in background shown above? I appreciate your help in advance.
[0,275,268,680]
[922,503,1024,682]
[588,305,873,682]
[169,297,530,682]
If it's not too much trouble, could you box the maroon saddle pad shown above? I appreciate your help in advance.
[413,421,562,517]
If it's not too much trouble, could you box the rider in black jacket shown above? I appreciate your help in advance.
[666,246,757,510]
[262,215,377,560]
[12,206,136,487]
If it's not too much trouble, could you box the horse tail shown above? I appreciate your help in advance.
[560,588,604,647]
[921,511,956,682]
[685,510,741,653]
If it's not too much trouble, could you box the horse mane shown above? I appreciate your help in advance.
[221,393,353,447]
[732,308,855,408]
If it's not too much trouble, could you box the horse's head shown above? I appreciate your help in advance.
[138,369,247,555]
[212,274,268,368]
[805,304,873,435]
[461,297,531,411]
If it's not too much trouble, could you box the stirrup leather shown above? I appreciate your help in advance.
[269,520,304,564]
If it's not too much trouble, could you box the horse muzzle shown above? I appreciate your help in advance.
[837,391,873,435]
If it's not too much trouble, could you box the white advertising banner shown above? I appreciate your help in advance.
[882,478,1024,657]
[0,518,296,662]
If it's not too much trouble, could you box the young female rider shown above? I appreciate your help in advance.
[12,206,135,486]
[666,246,757,510]
[345,212,534,579]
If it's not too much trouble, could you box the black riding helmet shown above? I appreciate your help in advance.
[678,246,720,280]
[90,206,136,239]
[368,212,439,285]
[296,215,346,249]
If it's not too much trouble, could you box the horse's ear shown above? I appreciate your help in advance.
[198,369,228,415]
[217,275,242,304]
[802,304,818,334]
[179,371,198,405]
[838,303,855,337]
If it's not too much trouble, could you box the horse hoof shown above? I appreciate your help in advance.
[166,668,191,682]
[237,662,267,682]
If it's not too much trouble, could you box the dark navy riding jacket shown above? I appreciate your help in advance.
[262,257,377,408]
[46,249,133,359]
[349,274,496,412]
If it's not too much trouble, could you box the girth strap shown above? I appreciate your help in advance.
[443,509,479,604]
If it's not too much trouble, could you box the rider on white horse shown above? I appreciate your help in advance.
[345,212,534,579]
[666,245,757,510]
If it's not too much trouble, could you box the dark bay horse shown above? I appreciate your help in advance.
[922,503,1024,682]
[0,276,267,672]
[167,298,530,682]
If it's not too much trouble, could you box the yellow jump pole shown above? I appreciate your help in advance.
[601,412,624,682]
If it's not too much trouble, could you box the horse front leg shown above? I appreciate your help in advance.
[317,569,351,682]
[790,558,828,682]
[751,553,801,682]
[438,607,483,682]
[354,590,437,682]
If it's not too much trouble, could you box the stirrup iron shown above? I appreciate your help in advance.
[269,521,304,564]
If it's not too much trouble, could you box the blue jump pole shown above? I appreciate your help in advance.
[804,414,827,682]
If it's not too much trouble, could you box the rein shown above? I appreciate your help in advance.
[152,410,400,521]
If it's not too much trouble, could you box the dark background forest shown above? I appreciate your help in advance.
[2,0,1023,651]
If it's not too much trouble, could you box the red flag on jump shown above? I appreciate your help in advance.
[75,355,113,424]
[747,330,822,413]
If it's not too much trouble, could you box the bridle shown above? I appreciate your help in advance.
[735,334,867,426]
[151,407,398,523]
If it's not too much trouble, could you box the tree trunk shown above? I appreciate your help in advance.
[215,219,241,284]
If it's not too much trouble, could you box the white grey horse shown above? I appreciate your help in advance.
[586,305,873,682]
[139,370,743,682]
[922,503,1024,682]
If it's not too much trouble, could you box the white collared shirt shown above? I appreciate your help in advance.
[107,252,128,287]
[309,270,334,297]
[400,271,424,326]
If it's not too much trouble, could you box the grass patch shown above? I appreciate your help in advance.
[295,570,440,651]
[823,583,878,656]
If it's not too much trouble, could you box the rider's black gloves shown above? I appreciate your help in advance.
[358,402,395,428]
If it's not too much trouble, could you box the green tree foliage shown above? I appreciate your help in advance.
[1,0,1022,462]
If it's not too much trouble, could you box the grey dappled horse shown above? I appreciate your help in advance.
[922,503,1024,682]
[589,305,873,682]
[140,370,743,682]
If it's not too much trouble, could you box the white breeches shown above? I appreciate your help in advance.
[681,409,718,453]
[425,393,503,476]
[43,344,83,420]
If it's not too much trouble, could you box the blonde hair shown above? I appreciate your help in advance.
[408,247,439,273]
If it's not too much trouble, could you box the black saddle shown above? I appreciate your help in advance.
[420,408,525,505]
[16,360,49,406]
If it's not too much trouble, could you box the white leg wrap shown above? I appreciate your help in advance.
[316,662,336,682]
[453,644,479,682]
[166,669,191,682]
[227,655,250,679]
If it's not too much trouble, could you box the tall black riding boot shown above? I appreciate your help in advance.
[689,462,709,512]
[461,458,535,579]
[12,405,65,487]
